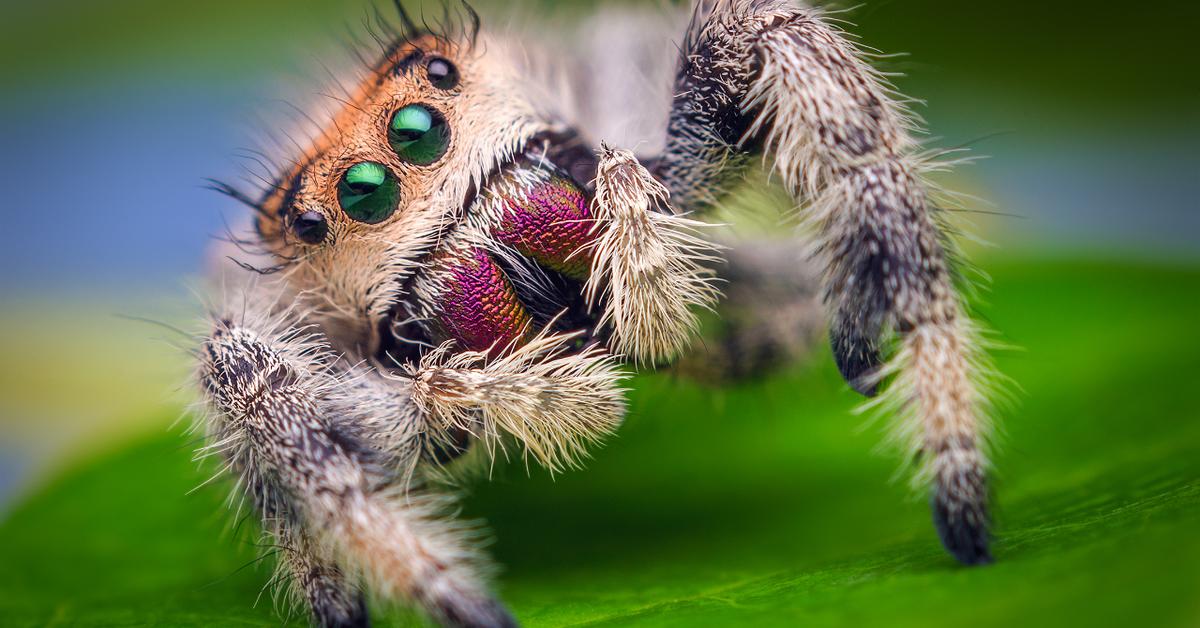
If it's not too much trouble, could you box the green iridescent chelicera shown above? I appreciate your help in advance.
[389,104,450,166]
[337,161,399,224]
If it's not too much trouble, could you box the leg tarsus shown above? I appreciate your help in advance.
[434,593,519,628]
[830,319,882,397]
[899,321,993,566]
[310,580,370,628]
[932,467,992,565]
[292,552,370,627]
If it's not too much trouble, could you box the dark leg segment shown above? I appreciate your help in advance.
[199,319,516,626]
[279,524,370,628]
[658,0,994,564]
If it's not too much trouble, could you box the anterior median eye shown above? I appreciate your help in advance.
[337,162,399,224]
[389,104,450,166]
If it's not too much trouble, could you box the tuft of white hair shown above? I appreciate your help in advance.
[585,147,723,366]
[407,326,627,474]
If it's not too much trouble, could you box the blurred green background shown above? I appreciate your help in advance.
[0,1,1197,626]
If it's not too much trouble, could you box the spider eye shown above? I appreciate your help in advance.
[389,104,450,166]
[426,58,459,90]
[292,211,328,244]
[337,162,399,224]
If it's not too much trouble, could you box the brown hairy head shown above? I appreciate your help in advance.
[251,27,546,351]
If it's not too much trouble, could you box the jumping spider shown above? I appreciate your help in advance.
[198,1,998,625]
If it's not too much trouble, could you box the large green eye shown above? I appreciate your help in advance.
[337,162,399,224]
[389,104,450,166]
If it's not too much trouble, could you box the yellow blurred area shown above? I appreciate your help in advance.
[0,299,193,489]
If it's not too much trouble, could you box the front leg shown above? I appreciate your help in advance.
[198,315,515,627]
[227,452,368,628]
[275,510,369,628]
[658,0,996,564]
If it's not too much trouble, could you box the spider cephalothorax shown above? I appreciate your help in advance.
[198,1,999,626]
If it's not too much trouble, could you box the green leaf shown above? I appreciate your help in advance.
[2,259,1198,627]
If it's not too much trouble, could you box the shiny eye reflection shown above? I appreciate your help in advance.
[426,57,459,90]
[389,104,450,166]
[337,162,399,224]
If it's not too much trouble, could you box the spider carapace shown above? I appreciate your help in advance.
[198,1,999,625]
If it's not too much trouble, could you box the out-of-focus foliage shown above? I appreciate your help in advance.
[2,0,1196,117]
[2,259,1197,626]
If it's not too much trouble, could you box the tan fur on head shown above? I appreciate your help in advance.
[254,33,548,354]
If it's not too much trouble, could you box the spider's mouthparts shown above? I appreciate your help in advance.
[474,154,595,279]
[415,153,597,357]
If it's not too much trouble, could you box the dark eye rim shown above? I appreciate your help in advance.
[425,57,459,90]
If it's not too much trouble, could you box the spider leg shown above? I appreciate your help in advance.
[225,453,367,628]
[198,316,516,627]
[274,509,369,628]
[656,0,994,564]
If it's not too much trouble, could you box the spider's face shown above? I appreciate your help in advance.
[255,33,546,350]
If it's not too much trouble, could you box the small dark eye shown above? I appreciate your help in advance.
[292,211,328,244]
[389,104,450,166]
[426,58,459,89]
[337,162,399,224]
